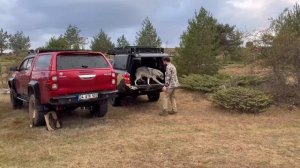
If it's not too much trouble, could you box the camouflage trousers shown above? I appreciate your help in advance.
[163,88,177,112]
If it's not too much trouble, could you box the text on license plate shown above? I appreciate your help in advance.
[78,93,98,100]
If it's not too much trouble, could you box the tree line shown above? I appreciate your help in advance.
[0,17,161,55]
[47,17,161,53]
[0,12,241,57]
[0,11,243,77]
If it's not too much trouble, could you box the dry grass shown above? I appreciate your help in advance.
[219,64,272,77]
[0,55,23,88]
[0,90,299,168]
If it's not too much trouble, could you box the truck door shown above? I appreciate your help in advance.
[15,59,28,95]
[23,58,34,95]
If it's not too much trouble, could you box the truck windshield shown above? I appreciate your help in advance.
[57,55,110,70]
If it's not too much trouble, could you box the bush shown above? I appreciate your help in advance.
[213,87,272,113]
[214,73,231,81]
[232,75,267,86]
[256,77,300,105]
[180,74,225,93]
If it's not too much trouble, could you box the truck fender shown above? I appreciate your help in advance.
[28,81,41,100]
[8,78,16,90]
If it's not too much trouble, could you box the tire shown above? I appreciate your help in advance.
[10,89,23,109]
[28,94,45,126]
[110,96,121,106]
[147,91,160,102]
[90,100,108,117]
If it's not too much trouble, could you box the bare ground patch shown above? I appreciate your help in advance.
[0,89,299,168]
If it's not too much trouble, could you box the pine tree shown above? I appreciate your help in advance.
[9,31,30,55]
[116,34,130,47]
[64,25,86,49]
[90,29,114,53]
[175,8,220,75]
[136,17,161,47]
[265,3,300,85]
[44,35,68,49]
[0,28,10,55]
[217,24,243,61]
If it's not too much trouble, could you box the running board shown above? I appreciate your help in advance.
[17,96,29,102]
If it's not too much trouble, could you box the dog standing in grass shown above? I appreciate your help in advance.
[160,57,180,116]
[44,111,62,131]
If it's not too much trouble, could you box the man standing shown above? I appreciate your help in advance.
[160,57,180,116]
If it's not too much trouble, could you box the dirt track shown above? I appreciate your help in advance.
[0,89,299,167]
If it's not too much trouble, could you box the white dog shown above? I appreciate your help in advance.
[135,67,164,85]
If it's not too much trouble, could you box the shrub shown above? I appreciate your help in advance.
[213,87,272,113]
[231,75,267,86]
[180,74,225,93]
[256,77,300,105]
[214,73,231,81]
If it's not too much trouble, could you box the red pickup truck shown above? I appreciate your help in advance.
[8,50,117,126]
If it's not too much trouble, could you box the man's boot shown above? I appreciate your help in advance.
[168,110,177,115]
[159,110,168,116]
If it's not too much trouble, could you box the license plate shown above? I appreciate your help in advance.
[78,93,98,100]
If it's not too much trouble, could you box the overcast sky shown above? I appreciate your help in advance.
[0,0,298,49]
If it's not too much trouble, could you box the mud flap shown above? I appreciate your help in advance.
[44,111,62,131]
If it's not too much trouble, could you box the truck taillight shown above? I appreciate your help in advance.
[51,84,58,90]
[122,73,131,85]
[52,76,58,82]
[48,72,58,91]
[112,72,116,85]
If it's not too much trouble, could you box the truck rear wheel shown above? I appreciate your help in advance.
[147,91,160,102]
[90,100,108,117]
[110,96,121,106]
[28,94,45,126]
[10,89,23,109]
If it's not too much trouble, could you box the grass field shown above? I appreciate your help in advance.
[0,54,26,87]
[0,89,299,168]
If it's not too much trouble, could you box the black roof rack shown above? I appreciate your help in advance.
[107,46,164,55]
[36,49,94,53]
[27,49,35,54]
[25,49,99,58]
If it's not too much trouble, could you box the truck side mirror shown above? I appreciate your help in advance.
[108,59,114,65]
[9,66,19,71]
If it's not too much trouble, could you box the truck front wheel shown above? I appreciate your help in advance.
[10,89,23,109]
[28,94,45,126]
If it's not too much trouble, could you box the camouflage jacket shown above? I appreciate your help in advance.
[165,63,180,88]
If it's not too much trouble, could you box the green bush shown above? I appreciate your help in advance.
[214,73,231,81]
[212,87,272,113]
[232,75,267,86]
[180,74,225,93]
